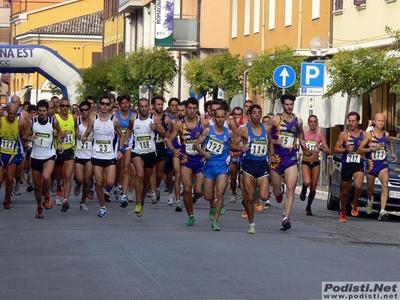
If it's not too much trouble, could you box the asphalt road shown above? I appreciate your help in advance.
[1,182,399,300]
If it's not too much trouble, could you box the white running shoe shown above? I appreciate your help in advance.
[229,194,237,203]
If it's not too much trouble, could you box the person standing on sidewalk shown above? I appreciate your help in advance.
[268,94,310,231]
[300,115,330,216]
[358,113,397,221]
[333,111,365,223]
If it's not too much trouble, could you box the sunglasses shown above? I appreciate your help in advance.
[60,104,70,108]
[80,108,90,112]
[100,102,111,106]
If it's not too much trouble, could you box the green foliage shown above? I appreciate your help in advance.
[79,47,178,105]
[247,45,306,112]
[183,50,245,101]
[385,26,400,96]
[47,81,63,97]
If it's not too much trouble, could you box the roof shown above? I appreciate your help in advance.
[27,11,103,35]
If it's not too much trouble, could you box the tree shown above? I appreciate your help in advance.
[247,45,306,113]
[325,47,388,127]
[183,50,245,101]
[385,27,400,96]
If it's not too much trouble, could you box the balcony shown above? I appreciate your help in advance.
[119,0,143,13]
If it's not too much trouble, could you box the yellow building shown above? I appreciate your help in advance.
[10,0,103,103]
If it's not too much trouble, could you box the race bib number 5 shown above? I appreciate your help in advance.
[279,133,295,149]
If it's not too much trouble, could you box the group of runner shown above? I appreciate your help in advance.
[0,93,395,233]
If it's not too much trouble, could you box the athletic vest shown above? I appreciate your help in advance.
[204,125,230,162]
[116,110,133,150]
[271,114,299,156]
[55,114,75,150]
[75,117,94,160]
[341,130,364,164]
[365,131,387,162]
[304,130,322,151]
[0,116,19,155]
[91,115,118,160]
[243,123,268,161]
[132,114,156,154]
[31,116,56,159]
[155,113,167,149]
[180,116,203,157]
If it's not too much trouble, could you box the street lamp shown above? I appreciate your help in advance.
[242,50,259,103]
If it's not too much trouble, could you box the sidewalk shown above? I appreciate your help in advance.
[295,184,329,200]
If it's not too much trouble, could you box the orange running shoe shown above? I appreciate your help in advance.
[3,200,11,210]
[44,196,53,210]
[351,202,359,217]
[255,202,263,212]
[339,210,347,223]
[242,209,248,219]
[35,206,44,218]
[57,185,63,197]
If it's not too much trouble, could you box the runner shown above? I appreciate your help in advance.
[300,115,330,216]
[229,107,244,204]
[358,112,397,221]
[333,111,365,223]
[81,95,124,217]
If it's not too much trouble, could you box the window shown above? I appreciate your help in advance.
[253,0,260,33]
[231,0,238,38]
[285,0,292,27]
[334,0,343,11]
[354,0,366,5]
[312,0,320,19]
[244,0,250,36]
[268,0,275,30]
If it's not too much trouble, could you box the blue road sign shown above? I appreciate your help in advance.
[300,62,325,88]
[273,65,296,89]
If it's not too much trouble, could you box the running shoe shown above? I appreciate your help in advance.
[120,195,129,208]
[339,210,347,223]
[57,185,63,197]
[255,202,263,212]
[23,170,29,183]
[351,202,359,217]
[26,184,34,192]
[276,183,285,203]
[12,184,21,196]
[104,192,111,202]
[55,197,62,206]
[113,187,120,202]
[247,224,256,234]
[156,190,160,201]
[264,200,271,210]
[35,206,44,218]
[61,199,70,212]
[44,196,53,210]
[80,203,88,211]
[211,221,221,231]
[280,218,291,231]
[146,189,151,197]
[241,209,248,219]
[167,195,175,205]
[186,215,195,226]
[3,200,11,210]
[51,180,57,193]
[366,197,373,215]
[229,194,237,203]
[151,193,158,205]
[175,200,183,212]
[164,185,168,192]
[378,209,389,221]
[98,207,107,217]
[88,189,94,199]
[193,192,201,203]
[74,184,81,197]
[299,186,307,201]
[135,203,144,217]
[127,194,134,202]
[305,206,313,216]
[221,202,226,215]
[237,188,243,200]
[209,207,216,221]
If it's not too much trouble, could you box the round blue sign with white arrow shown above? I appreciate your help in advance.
[273,65,296,89]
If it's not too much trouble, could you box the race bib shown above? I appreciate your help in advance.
[137,135,152,151]
[185,139,198,155]
[279,133,295,149]
[346,153,360,163]
[206,137,224,155]
[35,133,50,148]
[61,131,73,144]
[95,140,111,153]
[1,138,16,150]
[372,149,386,161]
[77,138,92,151]
[306,141,318,151]
[250,140,267,156]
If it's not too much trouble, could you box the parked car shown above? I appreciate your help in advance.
[327,137,400,214]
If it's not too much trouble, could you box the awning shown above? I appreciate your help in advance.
[15,87,32,99]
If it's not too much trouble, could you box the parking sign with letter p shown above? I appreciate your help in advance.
[300,63,325,88]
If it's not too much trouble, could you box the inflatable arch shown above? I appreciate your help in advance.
[0,45,82,103]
